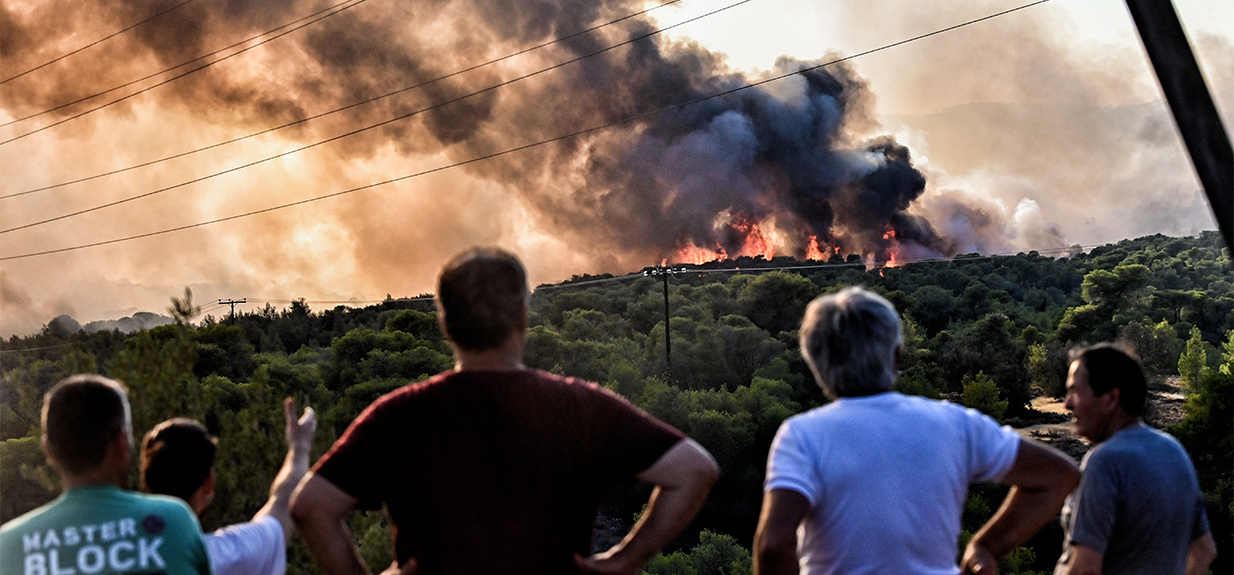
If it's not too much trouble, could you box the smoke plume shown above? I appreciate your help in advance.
[2,0,991,264]
[1,0,1225,336]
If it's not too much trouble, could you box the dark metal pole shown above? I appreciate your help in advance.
[1124,0,1233,251]
[661,268,671,375]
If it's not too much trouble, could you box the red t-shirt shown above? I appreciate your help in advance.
[313,369,685,575]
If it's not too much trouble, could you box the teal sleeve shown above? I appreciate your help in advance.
[149,497,214,575]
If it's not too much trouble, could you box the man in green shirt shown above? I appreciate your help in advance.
[0,375,212,575]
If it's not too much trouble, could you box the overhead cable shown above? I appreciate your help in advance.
[0,0,202,85]
[0,0,749,233]
[0,0,1052,261]
[0,0,683,200]
[0,0,370,140]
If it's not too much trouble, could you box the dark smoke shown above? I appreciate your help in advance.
[3,0,970,263]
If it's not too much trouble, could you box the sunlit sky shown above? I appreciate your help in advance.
[1,0,1231,337]
[666,0,1230,115]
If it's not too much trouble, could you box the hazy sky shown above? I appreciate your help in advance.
[1,0,1230,337]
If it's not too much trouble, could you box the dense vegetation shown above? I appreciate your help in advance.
[2,231,1231,575]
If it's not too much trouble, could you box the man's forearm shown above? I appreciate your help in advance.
[601,480,710,568]
[969,485,1066,557]
[753,489,807,575]
[753,533,799,575]
[969,439,1079,565]
[296,514,371,575]
[583,439,718,574]
[1185,532,1217,575]
[256,400,316,543]
[291,473,366,575]
[269,437,312,505]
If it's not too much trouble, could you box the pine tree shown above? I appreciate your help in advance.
[1178,327,1208,394]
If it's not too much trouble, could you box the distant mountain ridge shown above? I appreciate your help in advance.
[46,312,173,337]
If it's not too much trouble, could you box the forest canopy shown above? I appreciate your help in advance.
[2,231,1231,575]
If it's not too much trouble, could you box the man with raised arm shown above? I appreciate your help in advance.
[1054,344,1215,575]
[141,398,317,575]
[0,375,211,575]
[291,247,719,575]
[754,287,1081,575]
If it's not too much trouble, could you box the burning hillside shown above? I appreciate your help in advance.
[2,0,1064,275]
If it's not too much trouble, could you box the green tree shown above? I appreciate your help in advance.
[1178,327,1208,394]
[108,324,206,437]
[1220,330,1234,376]
[733,272,819,335]
[641,552,697,575]
[687,531,753,575]
[1117,320,1181,378]
[1057,265,1154,342]
[1170,370,1233,575]
[1026,343,1049,390]
[961,372,1008,422]
[0,436,57,522]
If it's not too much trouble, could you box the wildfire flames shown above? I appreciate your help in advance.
[735,221,775,260]
[805,236,827,261]
[674,246,728,266]
[883,228,900,268]
[669,215,903,270]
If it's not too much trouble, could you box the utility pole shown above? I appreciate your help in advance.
[643,265,687,378]
[219,298,246,325]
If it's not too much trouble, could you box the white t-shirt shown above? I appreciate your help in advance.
[765,392,1021,575]
[204,515,286,575]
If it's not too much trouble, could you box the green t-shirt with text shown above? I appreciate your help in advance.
[0,485,211,575]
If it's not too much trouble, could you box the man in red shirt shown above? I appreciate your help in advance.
[291,247,718,575]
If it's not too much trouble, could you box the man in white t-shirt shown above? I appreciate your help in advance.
[141,398,317,575]
[754,287,1081,575]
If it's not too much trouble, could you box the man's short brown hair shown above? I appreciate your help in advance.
[436,247,529,351]
[141,418,217,502]
[42,375,130,475]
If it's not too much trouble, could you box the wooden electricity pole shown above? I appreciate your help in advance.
[219,298,246,325]
[644,265,686,378]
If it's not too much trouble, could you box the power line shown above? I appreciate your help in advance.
[0,0,683,200]
[669,244,1094,275]
[534,273,646,292]
[0,343,75,354]
[0,242,1104,347]
[0,0,749,234]
[0,0,1052,261]
[0,0,370,140]
[245,296,434,304]
[1,0,202,85]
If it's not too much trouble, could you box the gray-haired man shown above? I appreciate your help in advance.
[754,287,1080,575]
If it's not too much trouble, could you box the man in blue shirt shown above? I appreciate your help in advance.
[1055,344,1215,575]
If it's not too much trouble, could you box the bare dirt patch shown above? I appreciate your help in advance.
[1014,379,1189,462]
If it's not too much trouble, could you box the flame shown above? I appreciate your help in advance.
[882,225,901,269]
[733,220,775,259]
[675,244,728,265]
[806,236,826,261]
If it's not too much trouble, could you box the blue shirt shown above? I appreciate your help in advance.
[1057,425,1209,575]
